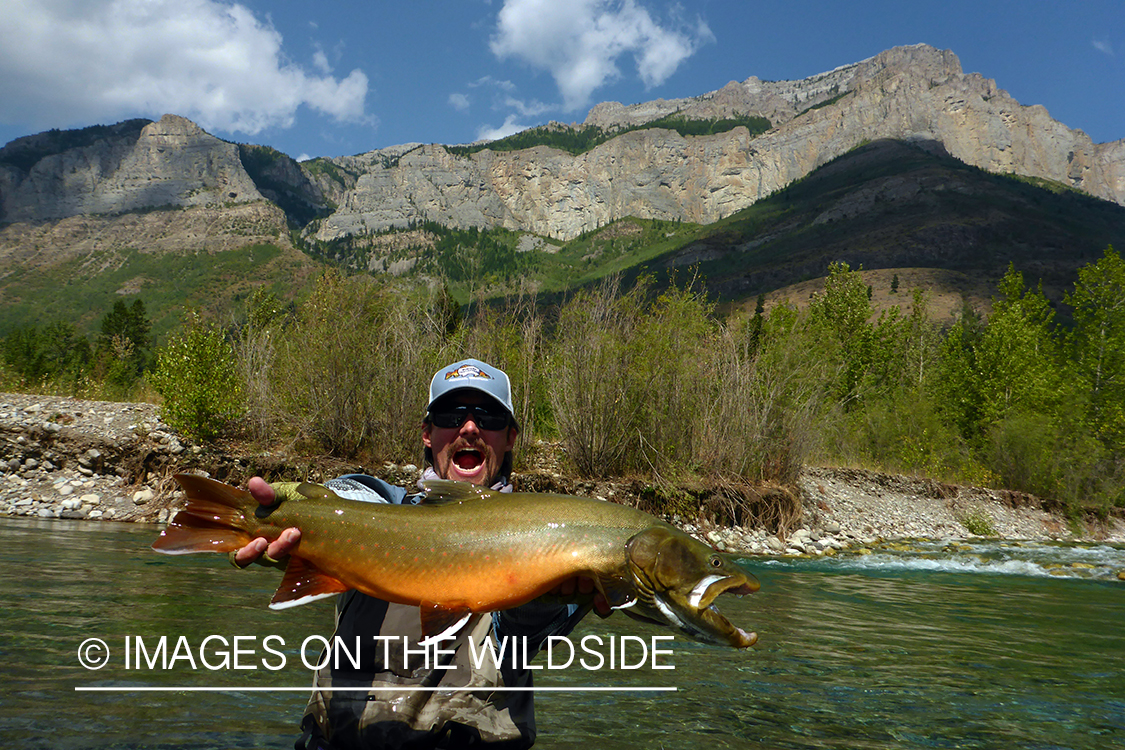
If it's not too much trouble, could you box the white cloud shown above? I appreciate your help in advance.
[490,0,712,111]
[504,96,553,118]
[312,48,333,75]
[449,92,471,111]
[469,75,518,93]
[1093,39,1115,57]
[0,0,370,135]
[477,114,529,141]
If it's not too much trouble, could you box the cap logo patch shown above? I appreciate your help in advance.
[444,364,492,381]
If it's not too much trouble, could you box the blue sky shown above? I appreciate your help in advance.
[1,1,1121,161]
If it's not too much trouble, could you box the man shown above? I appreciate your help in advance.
[234,358,603,749]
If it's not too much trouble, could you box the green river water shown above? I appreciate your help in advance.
[2,517,1122,749]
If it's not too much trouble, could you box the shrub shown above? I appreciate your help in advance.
[267,271,456,460]
[698,304,829,486]
[548,278,645,476]
[150,312,244,441]
[957,507,998,537]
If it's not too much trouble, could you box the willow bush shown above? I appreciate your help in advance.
[268,271,456,460]
[149,312,243,441]
[145,247,1122,519]
[548,278,645,477]
[459,286,547,454]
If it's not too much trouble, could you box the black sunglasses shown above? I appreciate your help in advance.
[430,405,510,431]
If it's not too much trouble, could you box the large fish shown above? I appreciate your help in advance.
[153,474,760,648]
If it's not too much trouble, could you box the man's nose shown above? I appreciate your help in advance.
[459,414,482,435]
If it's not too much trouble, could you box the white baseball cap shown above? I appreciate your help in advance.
[427,359,516,425]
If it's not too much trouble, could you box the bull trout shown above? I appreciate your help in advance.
[152,474,760,648]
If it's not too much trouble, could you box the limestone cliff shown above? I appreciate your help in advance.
[312,44,1125,243]
[0,115,264,223]
[1,45,1121,253]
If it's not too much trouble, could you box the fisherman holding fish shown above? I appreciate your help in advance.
[158,357,759,746]
[233,359,604,749]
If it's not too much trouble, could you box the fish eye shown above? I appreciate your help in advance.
[708,555,723,568]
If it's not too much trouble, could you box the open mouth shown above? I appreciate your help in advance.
[693,574,760,648]
[453,448,484,473]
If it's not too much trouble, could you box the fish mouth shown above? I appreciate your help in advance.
[688,574,760,648]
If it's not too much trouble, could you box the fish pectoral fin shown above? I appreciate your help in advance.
[419,601,475,643]
[295,482,343,502]
[269,556,349,610]
[595,578,637,611]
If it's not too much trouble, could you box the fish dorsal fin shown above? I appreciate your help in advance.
[252,482,340,520]
[418,601,475,643]
[419,479,496,506]
[296,482,343,501]
[269,556,349,610]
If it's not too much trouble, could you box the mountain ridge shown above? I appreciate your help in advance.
[1,44,1123,336]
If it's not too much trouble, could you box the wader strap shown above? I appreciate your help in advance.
[294,714,327,750]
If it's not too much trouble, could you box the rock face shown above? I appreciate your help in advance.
[0,115,264,223]
[2,45,1122,252]
[312,44,1125,242]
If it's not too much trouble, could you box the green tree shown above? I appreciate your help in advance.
[975,265,1063,426]
[150,312,244,441]
[96,299,152,389]
[807,261,903,406]
[1065,246,1125,445]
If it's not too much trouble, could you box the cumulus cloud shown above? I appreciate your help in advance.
[477,114,530,141]
[490,0,713,111]
[0,0,370,135]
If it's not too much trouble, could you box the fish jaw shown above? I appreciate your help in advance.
[663,576,760,648]
[626,526,760,649]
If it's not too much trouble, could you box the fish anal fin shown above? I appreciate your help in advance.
[419,601,474,643]
[269,556,349,609]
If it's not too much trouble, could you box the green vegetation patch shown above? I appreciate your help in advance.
[0,243,285,342]
[447,113,772,158]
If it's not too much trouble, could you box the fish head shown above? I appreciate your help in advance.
[625,526,759,648]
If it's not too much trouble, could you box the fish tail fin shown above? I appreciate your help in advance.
[151,474,257,555]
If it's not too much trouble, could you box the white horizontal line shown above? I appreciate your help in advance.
[75,686,677,693]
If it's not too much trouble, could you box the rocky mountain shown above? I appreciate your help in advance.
[308,44,1125,243]
[2,45,1121,244]
[0,115,263,223]
[0,43,1122,335]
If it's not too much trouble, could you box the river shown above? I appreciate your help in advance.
[2,518,1122,749]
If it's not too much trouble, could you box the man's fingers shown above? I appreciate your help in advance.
[248,476,275,506]
[267,527,301,560]
[233,537,267,568]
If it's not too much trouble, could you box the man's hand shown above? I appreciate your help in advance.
[231,477,301,569]
[551,576,611,616]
